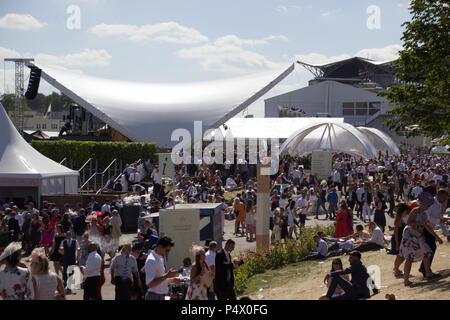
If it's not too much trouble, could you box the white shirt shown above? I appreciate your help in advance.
[152,169,163,185]
[411,186,423,199]
[370,227,384,247]
[59,239,80,251]
[144,251,168,295]
[295,195,308,215]
[425,198,449,237]
[225,177,237,189]
[14,212,25,229]
[83,251,102,279]
[332,170,340,183]
[315,239,328,256]
[205,250,216,268]
[357,165,366,174]
[101,204,111,214]
[356,187,364,202]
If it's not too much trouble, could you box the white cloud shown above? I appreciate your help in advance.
[295,52,351,65]
[0,47,22,61]
[177,34,288,73]
[321,8,342,17]
[35,49,112,67]
[90,22,209,44]
[0,13,46,30]
[355,44,402,61]
[295,44,402,66]
[276,5,301,13]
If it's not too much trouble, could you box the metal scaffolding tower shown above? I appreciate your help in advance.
[4,58,34,135]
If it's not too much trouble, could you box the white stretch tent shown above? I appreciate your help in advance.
[0,104,79,199]
[280,122,379,159]
[32,63,295,146]
[357,127,400,156]
[205,117,344,140]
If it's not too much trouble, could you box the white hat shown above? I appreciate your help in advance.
[0,242,22,262]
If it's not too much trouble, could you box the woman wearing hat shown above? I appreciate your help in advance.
[399,192,443,286]
[0,242,35,300]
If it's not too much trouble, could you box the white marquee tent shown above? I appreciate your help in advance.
[33,63,295,146]
[205,117,344,140]
[356,127,400,156]
[280,122,383,159]
[0,104,79,202]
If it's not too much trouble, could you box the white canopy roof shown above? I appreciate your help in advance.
[0,104,78,179]
[280,122,379,159]
[205,117,344,140]
[33,63,295,146]
[357,127,400,156]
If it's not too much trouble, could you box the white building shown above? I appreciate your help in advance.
[264,80,394,127]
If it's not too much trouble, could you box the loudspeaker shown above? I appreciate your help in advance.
[25,66,42,100]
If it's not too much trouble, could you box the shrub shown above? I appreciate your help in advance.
[233,224,335,294]
[29,140,158,169]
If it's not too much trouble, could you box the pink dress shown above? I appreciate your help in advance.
[41,223,54,246]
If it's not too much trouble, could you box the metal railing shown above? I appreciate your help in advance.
[95,158,144,194]
[59,157,73,169]
[78,158,95,187]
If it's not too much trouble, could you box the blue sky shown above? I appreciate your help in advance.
[0,0,412,115]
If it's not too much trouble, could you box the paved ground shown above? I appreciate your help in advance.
[62,206,394,300]
[21,196,395,300]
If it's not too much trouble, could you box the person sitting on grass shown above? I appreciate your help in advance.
[298,235,328,261]
[319,251,371,300]
[352,221,385,252]
[319,258,350,299]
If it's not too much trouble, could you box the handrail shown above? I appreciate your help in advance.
[80,172,97,191]
[100,158,118,175]
[78,158,93,172]
[96,158,144,194]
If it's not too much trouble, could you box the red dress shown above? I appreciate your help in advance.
[335,209,349,238]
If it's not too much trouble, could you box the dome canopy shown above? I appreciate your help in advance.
[280,122,379,159]
[357,127,400,156]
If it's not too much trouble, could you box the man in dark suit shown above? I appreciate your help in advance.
[214,239,236,300]
[88,197,101,212]
[321,251,372,300]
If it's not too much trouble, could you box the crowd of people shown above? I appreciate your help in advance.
[0,148,448,300]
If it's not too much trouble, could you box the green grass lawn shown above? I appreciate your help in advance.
[242,260,320,296]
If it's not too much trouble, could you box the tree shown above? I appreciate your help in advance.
[378,0,450,145]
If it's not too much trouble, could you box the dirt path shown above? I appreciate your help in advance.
[246,233,450,300]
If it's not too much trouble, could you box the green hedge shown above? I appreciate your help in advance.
[29,140,158,169]
[233,224,335,294]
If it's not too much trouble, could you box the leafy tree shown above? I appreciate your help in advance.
[379,0,450,145]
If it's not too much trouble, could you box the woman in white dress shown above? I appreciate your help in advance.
[185,246,213,300]
[30,248,65,300]
[287,200,298,240]
[0,242,34,300]
[272,208,282,242]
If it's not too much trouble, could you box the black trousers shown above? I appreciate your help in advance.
[114,277,132,300]
[215,284,236,300]
[419,228,436,275]
[62,263,75,288]
[84,276,101,300]
[354,242,383,253]
[326,276,368,300]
